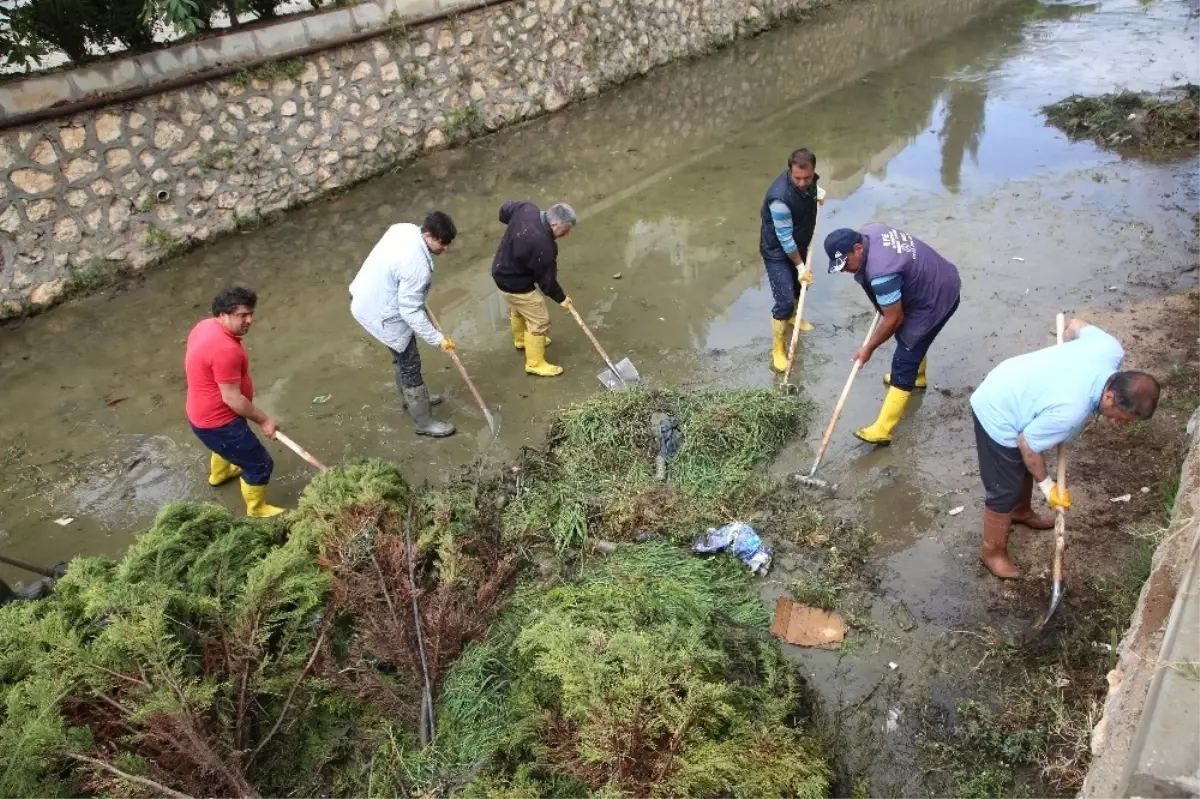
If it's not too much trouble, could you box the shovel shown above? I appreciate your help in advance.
[565,302,641,390]
[1031,313,1069,634]
[794,312,882,490]
[426,310,501,444]
[781,207,822,391]
[276,431,329,472]
[0,553,63,580]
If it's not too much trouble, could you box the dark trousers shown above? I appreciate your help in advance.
[388,337,424,390]
[889,297,959,390]
[973,411,1027,513]
[191,418,273,486]
[764,254,806,321]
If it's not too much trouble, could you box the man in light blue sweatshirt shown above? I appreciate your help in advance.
[969,320,1160,578]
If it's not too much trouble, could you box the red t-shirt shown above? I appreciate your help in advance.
[185,318,254,429]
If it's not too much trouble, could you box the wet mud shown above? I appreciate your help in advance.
[1,0,1198,794]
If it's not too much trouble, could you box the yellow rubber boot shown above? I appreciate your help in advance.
[884,357,927,390]
[208,454,242,487]
[240,480,285,518]
[788,313,814,333]
[510,314,548,349]
[770,319,790,373]
[524,332,563,377]
[854,386,911,446]
[510,312,527,349]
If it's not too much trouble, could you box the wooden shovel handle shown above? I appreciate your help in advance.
[426,310,492,421]
[1054,312,1068,490]
[0,553,59,579]
[1052,312,1067,581]
[783,211,821,383]
[276,431,328,472]
[812,313,882,466]
[566,302,620,374]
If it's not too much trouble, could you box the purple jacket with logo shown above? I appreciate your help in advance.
[852,224,961,349]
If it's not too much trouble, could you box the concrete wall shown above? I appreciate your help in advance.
[1083,409,1200,798]
[1,0,849,316]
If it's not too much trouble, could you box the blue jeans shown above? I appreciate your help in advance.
[764,256,804,321]
[889,297,960,390]
[191,418,274,486]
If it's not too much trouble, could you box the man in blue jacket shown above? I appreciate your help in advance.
[824,224,961,445]
[760,149,825,372]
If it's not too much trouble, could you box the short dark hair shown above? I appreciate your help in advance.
[1106,371,1160,419]
[211,286,257,316]
[788,148,816,169]
[422,211,457,246]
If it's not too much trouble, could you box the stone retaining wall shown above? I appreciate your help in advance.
[1,0,836,316]
[1082,409,1200,798]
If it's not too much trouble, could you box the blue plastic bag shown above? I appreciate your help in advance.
[693,522,772,575]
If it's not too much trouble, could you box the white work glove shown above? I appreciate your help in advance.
[816,186,826,206]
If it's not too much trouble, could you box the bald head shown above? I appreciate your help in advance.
[1100,371,1160,421]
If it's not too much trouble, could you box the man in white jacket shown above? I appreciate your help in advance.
[350,211,458,438]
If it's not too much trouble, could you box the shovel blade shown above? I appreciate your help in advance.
[1030,580,1065,634]
[597,358,641,390]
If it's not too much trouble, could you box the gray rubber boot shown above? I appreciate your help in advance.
[401,385,455,438]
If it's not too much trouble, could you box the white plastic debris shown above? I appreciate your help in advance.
[885,707,902,733]
[948,506,964,516]
[1140,486,1150,493]
[888,661,898,670]
[1011,256,1025,262]
[54,517,74,526]
[1110,494,1132,503]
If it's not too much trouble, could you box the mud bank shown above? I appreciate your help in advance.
[1084,297,1200,796]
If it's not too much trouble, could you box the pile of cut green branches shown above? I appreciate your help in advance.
[0,388,832,798]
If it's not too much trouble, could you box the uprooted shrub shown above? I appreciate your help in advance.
[382,543,832,798]
[0,459,516,798]
[504,387,814,551]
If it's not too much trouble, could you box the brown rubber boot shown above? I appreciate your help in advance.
[1011,474,1055,530]
[980,508,1020,579]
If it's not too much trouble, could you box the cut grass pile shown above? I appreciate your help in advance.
[505,387,813,552]
[1044,84,1199,153]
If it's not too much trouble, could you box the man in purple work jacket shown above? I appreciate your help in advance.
[823,224,962,445]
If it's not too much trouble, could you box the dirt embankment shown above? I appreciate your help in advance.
[917,291,1200,798]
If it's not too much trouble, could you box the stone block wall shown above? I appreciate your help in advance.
[0,0,828,315]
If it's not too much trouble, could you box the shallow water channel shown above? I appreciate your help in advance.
[1,0,1198,790]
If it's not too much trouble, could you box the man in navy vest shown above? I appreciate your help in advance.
[759,149,825,372]
[823,225,961,445]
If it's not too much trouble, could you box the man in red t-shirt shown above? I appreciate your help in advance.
[185,286,283,518]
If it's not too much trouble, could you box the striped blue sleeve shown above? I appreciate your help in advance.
[870,274,903,306]
[768,200,798,255]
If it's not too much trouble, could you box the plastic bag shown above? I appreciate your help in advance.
[693,521,772,575]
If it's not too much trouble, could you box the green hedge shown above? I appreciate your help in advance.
[0,0,354,71]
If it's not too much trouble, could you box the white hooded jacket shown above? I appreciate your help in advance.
[349,223,445,353]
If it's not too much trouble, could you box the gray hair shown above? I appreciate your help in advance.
[546,202,577,229]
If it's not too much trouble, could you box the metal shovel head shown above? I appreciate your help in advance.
[597,358,641,390]
[1031,580,1065,635]
[475,407,502,453]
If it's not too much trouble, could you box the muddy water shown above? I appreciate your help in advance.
[1,0,1198,786]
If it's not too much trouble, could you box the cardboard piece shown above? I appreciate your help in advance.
[770,597,846,649]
